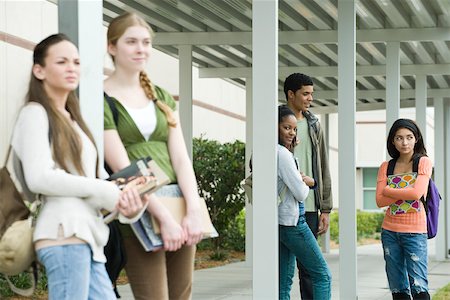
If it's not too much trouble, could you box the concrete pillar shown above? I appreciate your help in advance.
[178,45,193,159]
[433,97,446,260]
[252,1,278,299]
[444,99,450,258]
[338,0,357,299]
[415,74,427,142]
[59,0,104,158]
[386,42,400,143]
[245,77,253,266]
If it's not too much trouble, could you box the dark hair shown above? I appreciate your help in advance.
[28,33,98,176]
[283,73,314,101]
[278,105,297,150]
[387,118,427,161]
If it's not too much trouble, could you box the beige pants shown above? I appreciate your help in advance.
[123,235,196,300]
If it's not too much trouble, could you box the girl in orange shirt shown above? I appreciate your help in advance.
[376,119,431,300]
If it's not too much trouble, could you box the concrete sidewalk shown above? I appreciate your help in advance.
[117,240,450,299]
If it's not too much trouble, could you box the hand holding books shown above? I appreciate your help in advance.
[116,188,149,220]
[104,157,218,252]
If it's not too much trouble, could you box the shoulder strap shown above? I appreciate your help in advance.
[386,159,396,176]
[412,156,420,173]
[104,93,119,126]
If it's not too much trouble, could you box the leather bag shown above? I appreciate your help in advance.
[0,145,37,296]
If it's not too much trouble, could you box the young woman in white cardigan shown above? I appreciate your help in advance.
[11,33,146,300]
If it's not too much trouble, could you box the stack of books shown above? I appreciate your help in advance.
[106,157,218,252]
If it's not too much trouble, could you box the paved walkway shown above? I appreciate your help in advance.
[117,240,450,299]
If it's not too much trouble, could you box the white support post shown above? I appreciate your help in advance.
[415,74,427,142]
[445,99,450,258]
[338,1,357,299]
[434,97,446,260]
[178,45,193,160]
[59,0,104,159]
[386,42,400,141]
[245,77,253,266]
[252,1,278,299]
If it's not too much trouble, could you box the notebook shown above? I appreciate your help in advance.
[387,172,421,215]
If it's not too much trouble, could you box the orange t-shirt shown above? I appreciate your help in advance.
[375,156,432,233]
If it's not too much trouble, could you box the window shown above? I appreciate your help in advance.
[362,168,380,210]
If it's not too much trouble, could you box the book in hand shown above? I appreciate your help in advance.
[107,157,170,196]
[104,157,169,251]
[137,185,219,252]
[150,196,218,239]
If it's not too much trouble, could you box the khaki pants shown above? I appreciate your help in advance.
[123,235,196,300]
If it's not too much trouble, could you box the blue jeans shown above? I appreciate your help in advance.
[381,229,429,295]
[279,215,331,300]
[37,244,116,300]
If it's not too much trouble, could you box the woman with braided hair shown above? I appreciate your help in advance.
[103,12,203,300]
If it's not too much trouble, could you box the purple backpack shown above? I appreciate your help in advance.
[387,156,441,239]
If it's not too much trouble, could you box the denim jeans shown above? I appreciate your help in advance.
[37,244,116,300]
[381,229,429,296]
[279,215,332,300]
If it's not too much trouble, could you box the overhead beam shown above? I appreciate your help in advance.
[199,64,450,78]
[278,88,450,101]
[153,28,450,46]
[309,98,439,115]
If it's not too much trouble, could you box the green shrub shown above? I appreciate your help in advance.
[193,137,246,257]
[330,210,385,244]
[224,208,246,252]
[329,212,339,242]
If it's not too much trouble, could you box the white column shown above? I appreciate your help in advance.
[59,0,104,159]
[245,77,253,266]
[434,97,446,260]
[338,0,357,299]
[178,45,193,159]
[252,1,278,299]
[415,74,427,142]
[445,99,450,258]
[386,42,400,140]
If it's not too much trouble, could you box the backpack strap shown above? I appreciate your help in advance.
[413,155,429,210]
[104,93,119,126]
[412,156,421,173]
[386,158,397,176]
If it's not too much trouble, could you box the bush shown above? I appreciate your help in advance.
[223,208,246,252]
[329,210,385,244]
[193,137,246,257]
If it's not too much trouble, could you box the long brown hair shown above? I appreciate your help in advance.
[107,12,176,127]
[28,33,98,176]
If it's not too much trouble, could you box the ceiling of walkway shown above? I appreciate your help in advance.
[102,0,450,113]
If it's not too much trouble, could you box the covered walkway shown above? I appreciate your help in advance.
[118,240,450,300]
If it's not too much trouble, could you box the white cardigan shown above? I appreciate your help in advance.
[11,103,135,262]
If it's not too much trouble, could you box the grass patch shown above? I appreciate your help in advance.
[433,282,450,299]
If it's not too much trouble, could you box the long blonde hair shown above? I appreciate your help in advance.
[107,12,176,127]
[29,33,98,176]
